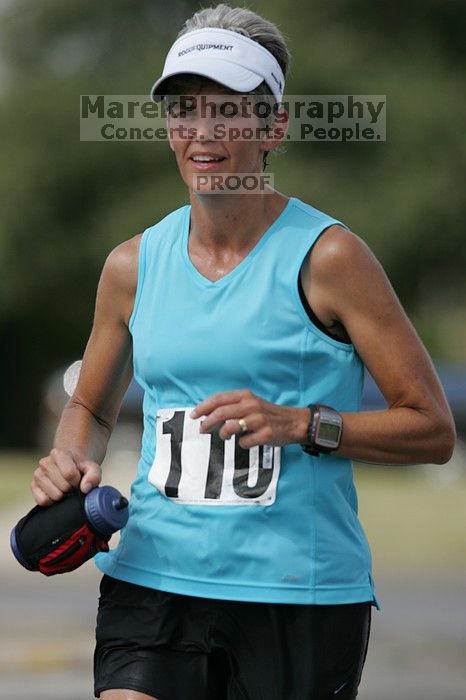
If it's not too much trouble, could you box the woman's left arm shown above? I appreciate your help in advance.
[301,225,456,465]
[194,226,456,465]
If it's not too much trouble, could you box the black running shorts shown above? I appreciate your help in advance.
[94,574,372,700]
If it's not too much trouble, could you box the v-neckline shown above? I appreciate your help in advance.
[181,197,294,289]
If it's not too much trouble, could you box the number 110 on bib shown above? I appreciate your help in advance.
[148,408,281,506]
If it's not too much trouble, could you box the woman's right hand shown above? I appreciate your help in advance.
[31,448,102,506]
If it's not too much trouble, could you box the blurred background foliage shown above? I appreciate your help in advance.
[0,0,465,447]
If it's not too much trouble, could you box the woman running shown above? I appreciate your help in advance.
[31,4,455,699]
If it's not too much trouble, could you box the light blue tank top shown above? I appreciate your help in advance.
[95,196,379,609]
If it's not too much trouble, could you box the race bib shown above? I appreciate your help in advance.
[148,408,281,506]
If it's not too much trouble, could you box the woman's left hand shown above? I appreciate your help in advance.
[190,389,309,449]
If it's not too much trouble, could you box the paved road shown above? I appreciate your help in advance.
[2,568,465,699]
[2,496,465,699]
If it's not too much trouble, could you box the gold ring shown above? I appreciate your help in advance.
[238,418,248,433]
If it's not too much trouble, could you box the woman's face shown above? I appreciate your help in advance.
[166,79,284,194]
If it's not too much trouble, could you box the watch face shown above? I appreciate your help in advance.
[316,407,342,449]
[317,422,340,443]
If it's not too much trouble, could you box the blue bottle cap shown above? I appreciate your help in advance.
[84,485,129,539]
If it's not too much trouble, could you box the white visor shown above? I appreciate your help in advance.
[150,27,285,104]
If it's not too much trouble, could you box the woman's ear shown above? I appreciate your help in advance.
[168,133,176,153]
[166,114,176,153]
[259,106,289,160]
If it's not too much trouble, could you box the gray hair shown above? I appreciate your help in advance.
[179,4,291,79]
[170,3,292,168]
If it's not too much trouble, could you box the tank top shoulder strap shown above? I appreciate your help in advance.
[129,205,189,332]
[271,197,350,343]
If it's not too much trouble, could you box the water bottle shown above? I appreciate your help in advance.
[10,485,129,576]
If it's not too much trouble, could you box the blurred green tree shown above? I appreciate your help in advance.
[0,0,464,446]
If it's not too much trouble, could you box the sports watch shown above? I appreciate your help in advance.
[301,404,343,456]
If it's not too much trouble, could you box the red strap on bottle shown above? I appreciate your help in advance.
[38,524,109,576]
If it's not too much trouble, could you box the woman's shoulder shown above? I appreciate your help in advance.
[100,233,142,298]
[106,233,141,274]
[310,224,378,278]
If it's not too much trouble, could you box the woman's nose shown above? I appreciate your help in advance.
[193,116,217,142]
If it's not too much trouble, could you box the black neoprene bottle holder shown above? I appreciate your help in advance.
[10,486,129,576]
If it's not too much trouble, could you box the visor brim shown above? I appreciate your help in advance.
[150,60,266,102]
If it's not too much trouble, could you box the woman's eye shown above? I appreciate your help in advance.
[169,108,195,119]
[167,101,247,120]
[218,104,241,118]
[167,99,194,119]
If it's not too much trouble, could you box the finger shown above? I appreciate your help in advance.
[78,461,102,494]
[51,449,82,488]
[218,416,255,440]
[217,419,239,441]
[32,451,76,501]
[37,462,73,494]
[191,390,251,420]
[40,450,80,493]
[219,409,270,440]
[32,467,70,503]
[238,424,275,450]
[238,435,255,449]
[199,403,248,434]
[30,480,54,507]
[237,431,262,450]
[198,396,261,434]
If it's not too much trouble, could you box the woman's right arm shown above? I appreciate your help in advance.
[31,234,141,506]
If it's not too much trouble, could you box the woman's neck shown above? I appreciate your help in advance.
[188,189,289,252]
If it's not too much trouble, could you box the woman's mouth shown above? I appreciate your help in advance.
[189,155,226,170]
